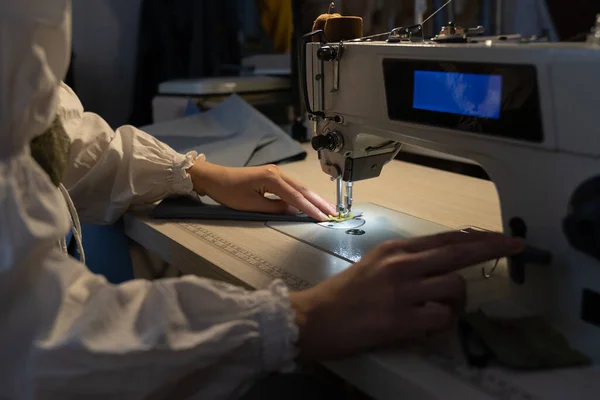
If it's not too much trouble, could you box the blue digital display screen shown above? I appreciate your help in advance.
[412,71,503,120]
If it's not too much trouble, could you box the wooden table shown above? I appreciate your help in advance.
[279,145,502,231]
[124,144,511,399]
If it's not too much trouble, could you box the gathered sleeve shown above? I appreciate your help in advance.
[59,83,199,224]
[0,2,299,399]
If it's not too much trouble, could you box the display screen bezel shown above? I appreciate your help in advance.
[383,59,544,143]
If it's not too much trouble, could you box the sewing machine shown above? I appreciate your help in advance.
[119,16,600,397]
[293,22,600,369]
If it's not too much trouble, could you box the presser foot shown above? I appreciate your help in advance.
[328,210,363,222]
[320,210,365,230]
[334,178,354,221]
[318,213,365,230]
[334,209,350,220]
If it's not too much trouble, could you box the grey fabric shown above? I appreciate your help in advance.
[142,95,306,168]
[245,128,306,166]
[145,95,308,223]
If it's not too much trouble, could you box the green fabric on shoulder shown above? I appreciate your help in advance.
[30,116,71,187]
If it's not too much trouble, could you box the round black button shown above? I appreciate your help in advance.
[317,46,336,61]
[311,136,328,151]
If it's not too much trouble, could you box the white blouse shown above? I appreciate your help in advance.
[0,1,298,399]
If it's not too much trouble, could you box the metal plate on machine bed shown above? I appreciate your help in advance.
[267,203,478,263]
[267,202,502,283]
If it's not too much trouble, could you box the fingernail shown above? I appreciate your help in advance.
[319,212,329,221]
[286,205,300,215]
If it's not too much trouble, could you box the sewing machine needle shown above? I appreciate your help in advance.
[336,176,344,217]
[345,181,353,214]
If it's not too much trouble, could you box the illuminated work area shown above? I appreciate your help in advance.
[2,0,600,399]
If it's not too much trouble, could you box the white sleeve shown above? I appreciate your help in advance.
[59,82,199,225]
[35,251,298,399]
[0,1,298,398]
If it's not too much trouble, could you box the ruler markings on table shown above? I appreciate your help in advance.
[179,223,311,291]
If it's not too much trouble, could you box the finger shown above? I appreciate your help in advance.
[398,230,505,253]
[265,177,329,221]
[411,302,455,334]
[280,173,337,216]
[412,273,466,306]
[375,231,503,258]
[405,235,525,276]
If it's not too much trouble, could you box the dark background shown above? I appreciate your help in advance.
[66,0,599,130]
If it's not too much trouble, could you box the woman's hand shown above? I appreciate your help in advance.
[187,160,336,221]
[290,230,525,360]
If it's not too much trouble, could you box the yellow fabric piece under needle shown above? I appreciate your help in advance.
[328,214,355,222]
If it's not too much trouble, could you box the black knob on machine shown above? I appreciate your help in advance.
[316,46,337,61]
[311,135,329,151]
[507,215,553,285]
[563,176,600,261]
[311,132,343,152]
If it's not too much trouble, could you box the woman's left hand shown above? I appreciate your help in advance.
[187,160,336,222]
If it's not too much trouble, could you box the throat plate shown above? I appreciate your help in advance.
[267,202,507,310]
[267,203,454,263]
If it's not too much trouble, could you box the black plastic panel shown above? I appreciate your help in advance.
[383,59,544,143]
[581,288,600,328]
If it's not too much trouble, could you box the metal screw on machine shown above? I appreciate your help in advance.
[316,45,339,62]
[432,21,485,43]
[442,21,457,35]
[311,131,344,152]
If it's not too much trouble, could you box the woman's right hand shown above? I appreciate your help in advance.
[289,230,525,360]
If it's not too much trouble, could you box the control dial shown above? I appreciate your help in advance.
[311,131,344,152]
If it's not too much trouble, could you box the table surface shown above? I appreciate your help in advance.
[124,144,600,400]
[281,145,503,232]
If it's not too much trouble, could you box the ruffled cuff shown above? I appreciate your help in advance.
[256,280,299,373]
[168,151,205,196]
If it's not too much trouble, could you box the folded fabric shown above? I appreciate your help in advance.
[460,310,591,370]
[142,95,306,168]
[151,196,316,222]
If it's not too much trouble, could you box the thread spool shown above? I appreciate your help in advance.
[313,12,342,32]
[312,4,363,43]
[323,16,363,42]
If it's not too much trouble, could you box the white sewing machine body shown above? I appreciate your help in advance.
[304,38,600,364]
